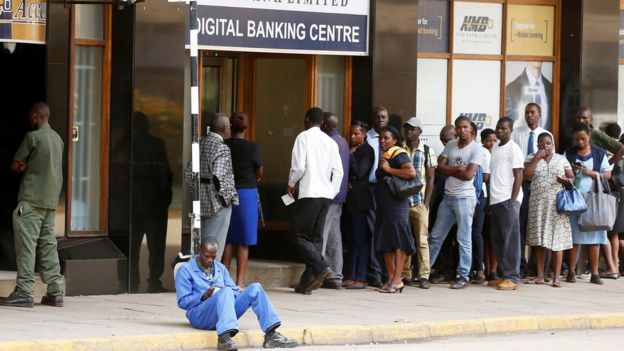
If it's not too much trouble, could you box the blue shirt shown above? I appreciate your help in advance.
[175,257,240,315]
[327,130,350,204]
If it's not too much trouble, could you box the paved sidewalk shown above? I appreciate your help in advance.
[1,278,624,350]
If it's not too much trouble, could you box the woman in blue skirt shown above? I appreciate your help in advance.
[223,112,263,288]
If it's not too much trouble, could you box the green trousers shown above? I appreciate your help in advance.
[13,201,64,296]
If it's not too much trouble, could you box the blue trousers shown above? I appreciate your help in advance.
[187,283,280,336]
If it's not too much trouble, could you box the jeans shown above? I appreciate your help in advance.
[428,196,477,280]
[292,198,331,288]
[471,194,486,272]
[201,206,233,262]
[321,203,344,282]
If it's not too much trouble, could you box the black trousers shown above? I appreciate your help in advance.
[490,199,521,283]
[292,198,331,287]
[130,211,168,291]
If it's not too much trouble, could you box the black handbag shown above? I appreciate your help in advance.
[384,175,423,200]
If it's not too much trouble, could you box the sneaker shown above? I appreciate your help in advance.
[449,276,469,289]
[496,279,518,290]
[217,333,238,351]
[418,278,431,289]
[263,331,299,348]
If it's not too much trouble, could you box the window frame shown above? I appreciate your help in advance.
[66,4,112,237]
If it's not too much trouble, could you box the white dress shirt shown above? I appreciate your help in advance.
[527,73,549,129]
[366,129,380,183]
[288,126,344,200]
[512,126,555,157]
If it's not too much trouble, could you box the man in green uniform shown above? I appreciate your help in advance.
[1,102,64,308]
[577,106,624,164]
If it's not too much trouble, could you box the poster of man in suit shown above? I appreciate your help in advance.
[504,61,553,130]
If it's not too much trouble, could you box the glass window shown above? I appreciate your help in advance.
[71,46,103,231]
[316,56,345,131]
[74,4,104,40]
[418,0,450,53]
[254,57,306,222]
[417,58,448,155]
[451,59,501,132]
[452,1,503,55]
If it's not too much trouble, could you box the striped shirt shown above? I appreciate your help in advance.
[404,142,437,207]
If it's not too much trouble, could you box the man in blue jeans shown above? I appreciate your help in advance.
[428,116,482,289]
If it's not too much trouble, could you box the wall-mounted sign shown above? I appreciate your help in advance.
[504,61,553,130]
[619,10,624,59]
[506,5,554,56]
[452,1,502,55]
[452,59,501,131]
[179,0,370,56]
[0,0,46,44]
[418,0,449,53]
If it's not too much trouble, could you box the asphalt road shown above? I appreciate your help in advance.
[240,328,624,351]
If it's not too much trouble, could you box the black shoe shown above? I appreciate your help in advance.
[301,267,332,291]
[294,285,311,295]
[263,331,299,348]
[590,274,604,285]
[320,280,342,290]
[418,278,431,289]
[566,271,577,283]
[449,276,469,289]
[217,333,238,351]
[147,283,169,293]
[367,279,383,288]
[41,294,63,307]
[1,288,33,308]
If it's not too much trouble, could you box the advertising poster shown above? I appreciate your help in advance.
[417,0,449,53]
[0,0,47,44]
[452,1,502,55]
[417,58,448,155]
[620,10,624,59]
[451,59,501,133]
[506,5,554,56]
[504,61,553,130]
[182,0,370,55]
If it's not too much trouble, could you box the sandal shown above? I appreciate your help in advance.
[552,280,561,288]
[524,278,546,285]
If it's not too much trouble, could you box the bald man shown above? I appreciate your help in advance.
[175,238,298,350]
[576,106,624,165]
[1,103,65,308]
[184,113,239,261]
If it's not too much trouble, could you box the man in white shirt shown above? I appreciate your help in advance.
[512,103,553,278]
[288,107,344,295]
[488,117,524,291]
[365,106,389,288]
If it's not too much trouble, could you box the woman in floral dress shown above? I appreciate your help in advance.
[524,133,574,287]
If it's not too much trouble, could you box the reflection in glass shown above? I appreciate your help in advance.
[201,57,236,134]
[71,45,103,231]
[254,58,306,221]
[317,56,344,131]
[74,4,104,40]
[130,112,173,293]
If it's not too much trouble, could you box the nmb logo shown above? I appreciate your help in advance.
[1,0,11,13]
[463,113,491,131]
[460,16,493,32]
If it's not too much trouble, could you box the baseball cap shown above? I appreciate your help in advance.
[403,117,423,129]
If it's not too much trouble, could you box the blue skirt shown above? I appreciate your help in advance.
[569,214,608,245]
[226,188,258,246]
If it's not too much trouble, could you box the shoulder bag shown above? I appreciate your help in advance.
[578,174,618,232]
[383,148,423,200]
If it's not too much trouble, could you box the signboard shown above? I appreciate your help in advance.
[506,5,554,56]
[0,0,46,44]
[452,1,502,55]
[620,9,624,59]
[451,59,501,132]
[417,0,449,53]
[180,0,370,55]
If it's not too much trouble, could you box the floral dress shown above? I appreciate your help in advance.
[526,153,573,251]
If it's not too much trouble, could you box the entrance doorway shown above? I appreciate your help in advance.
[0,43,46,270]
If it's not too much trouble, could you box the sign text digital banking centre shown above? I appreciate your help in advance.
[182,0,370,55]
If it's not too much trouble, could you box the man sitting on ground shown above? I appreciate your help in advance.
[175,237,298,350]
